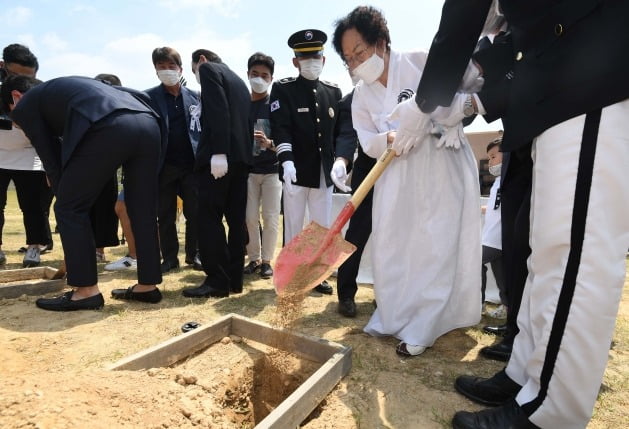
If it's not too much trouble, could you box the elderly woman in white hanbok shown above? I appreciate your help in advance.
[333,6,481,356]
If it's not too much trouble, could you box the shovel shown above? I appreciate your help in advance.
[273,147,397,295]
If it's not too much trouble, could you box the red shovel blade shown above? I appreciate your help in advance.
[273,221,356,295]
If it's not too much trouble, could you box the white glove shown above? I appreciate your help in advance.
[459,60,484,93]
[388,95,432,156]
[282,160,297,194]
[430,93,468,128]
[434,123,466,150]
[210,154,228,179]
[330,158,351,192]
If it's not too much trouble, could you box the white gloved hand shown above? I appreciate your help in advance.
[434,123,466,150]
[330,158,351,192]
[388,95,432,155]
[282,160,297,194]
[210,154,228,179]
[430,93,468,128]
[459,60,484,93]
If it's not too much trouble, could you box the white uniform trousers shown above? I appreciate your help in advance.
[506,99,629,428]
[282,166,332,244]
[245,172,282,262]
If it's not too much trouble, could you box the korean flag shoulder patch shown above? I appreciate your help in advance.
[270,100,280,112]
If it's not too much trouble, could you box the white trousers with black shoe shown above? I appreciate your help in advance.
[282,166,332,244]
[506,99,629,428]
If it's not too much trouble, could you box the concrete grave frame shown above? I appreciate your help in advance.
[107,313,352,429]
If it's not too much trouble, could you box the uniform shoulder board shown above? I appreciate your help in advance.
[321,80,339,88]
[279,77,296,84]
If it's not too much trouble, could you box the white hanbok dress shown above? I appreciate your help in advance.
[352,50,481,348]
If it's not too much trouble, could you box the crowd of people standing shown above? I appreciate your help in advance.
[1,1,627,427]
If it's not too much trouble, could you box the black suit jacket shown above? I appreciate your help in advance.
[418,0,629,151]
[270,76,342,188]
[10,76,159,190]
[194,61,252,171]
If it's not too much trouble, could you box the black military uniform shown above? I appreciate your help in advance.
[270,29,342,295]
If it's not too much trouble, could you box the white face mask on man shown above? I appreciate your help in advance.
[299,58,323,80]
[249,76,271,93]
[157,69,181,87]
[489,163,502,177]
[352,46,385,84]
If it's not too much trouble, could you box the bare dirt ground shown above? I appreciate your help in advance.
[0,193,627,428]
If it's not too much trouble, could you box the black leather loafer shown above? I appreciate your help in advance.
[36,291,104,311]
[338,299,357,317]
[480,341,512,362]
[111,286,162,303]
[454,369,521,406]
[182,284,229,298]
[313,280,333,295]
[483,324,508,336]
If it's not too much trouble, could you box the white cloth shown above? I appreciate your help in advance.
[506,99,629,428]
[352,50,481,347]
[282,166,332,244]
[482,177,501,249]
[0,127,44,171]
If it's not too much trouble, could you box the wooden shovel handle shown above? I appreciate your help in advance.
[349,147,396,209]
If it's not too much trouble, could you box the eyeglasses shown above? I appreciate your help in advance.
[343,44,373,69]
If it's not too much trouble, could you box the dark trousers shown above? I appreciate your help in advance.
[55,111,162,287]
[90,174,119,248]
[40,183,54,249]
[336,163,373,301]
[197,162,248,293]
[0,169,49,245]
[481,245,505,304]
[157,163,198,263]
[500,146,533,345]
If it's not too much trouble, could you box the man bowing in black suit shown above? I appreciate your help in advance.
[2,75,163,311]
[181,49,252,298]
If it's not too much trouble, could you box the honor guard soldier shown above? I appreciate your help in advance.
[270,29,342,295]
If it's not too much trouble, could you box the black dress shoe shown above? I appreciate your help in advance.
[160,259,180,273]
[454,369,521,406]
[483,324,508,336]
[111,286,162,303]
[313,280,333,295]
[452,399,528,429]
[36,291,104,311]
[480,341,512,362]
[182,283,229,298]
[338,299,357,317]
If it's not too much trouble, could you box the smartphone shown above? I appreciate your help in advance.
[0,118,12,130]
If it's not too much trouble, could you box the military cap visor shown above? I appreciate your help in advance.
[288,29,327,56]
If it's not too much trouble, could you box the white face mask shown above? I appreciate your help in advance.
[157,69,181,87]
[352,47,385,84]
[299,58,323,80]
[249,76,271,93]
[489,163,502,177]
